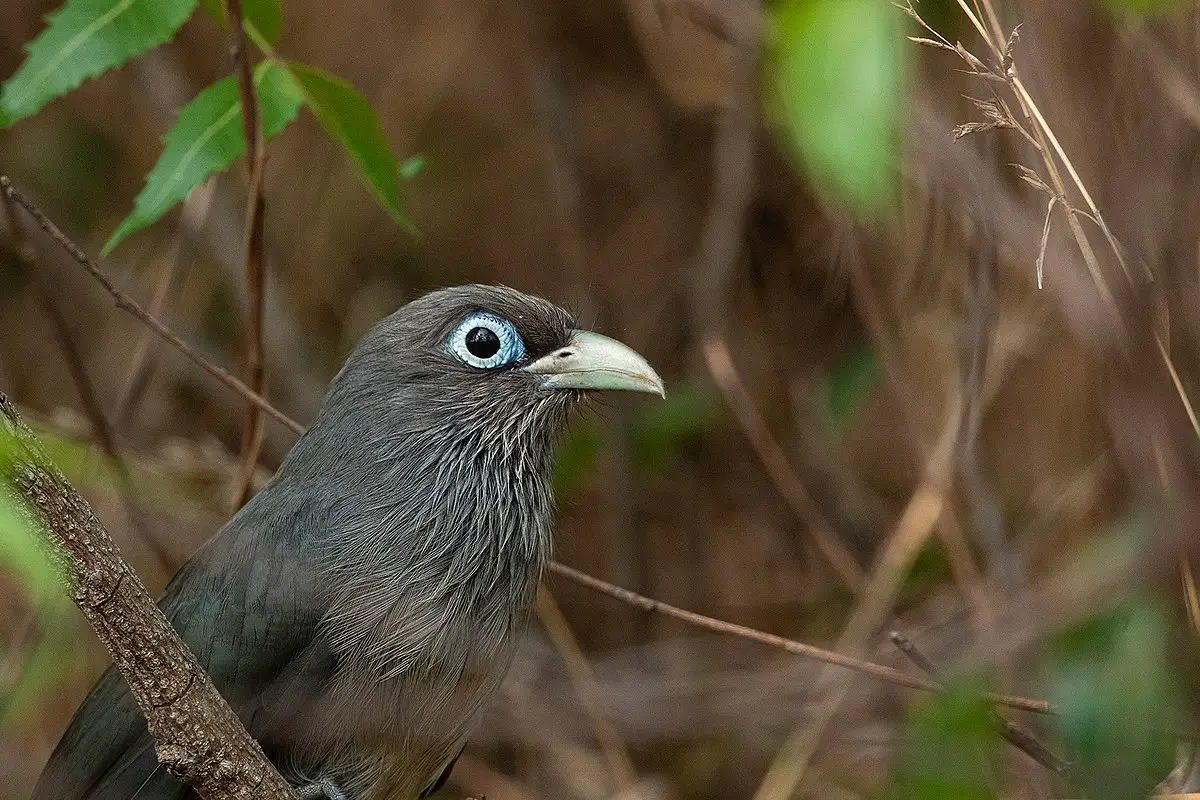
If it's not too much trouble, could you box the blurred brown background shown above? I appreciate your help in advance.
[5,0,1200,797]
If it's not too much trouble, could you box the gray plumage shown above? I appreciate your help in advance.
[32,285,663,800]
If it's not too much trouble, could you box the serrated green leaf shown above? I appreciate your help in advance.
[103,60,302,253]
[285,61,411,229]
[199,0,282,44]
[767,0,905,214]
[0,0,200,127]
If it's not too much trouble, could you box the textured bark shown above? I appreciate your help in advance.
[0,394,296,800]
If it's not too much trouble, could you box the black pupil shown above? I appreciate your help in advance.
[465,326,501,359]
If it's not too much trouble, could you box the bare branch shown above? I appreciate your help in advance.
[0,177,303,436]
[0,397,297,799]
[889,631,1070,777]
[547,561,1052,716]
[702,338,866,593]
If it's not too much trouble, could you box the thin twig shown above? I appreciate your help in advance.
[958,237,1024,593]
[887,631,940,678]
[114,184,212,431]
[689,28,759,334]
[681,26,859,594]
[0,177,303,436]
[889,631,1070,777]
[753,412,960,800]
[224,0,270,511]
[840,234,1002,662]
[546,561,1051,716]
[224,0,260,161]
[682,21,863,595]
[684,12,864,592]
[1,181,176,574]
[535,587,639,792]
[702,338,866,594]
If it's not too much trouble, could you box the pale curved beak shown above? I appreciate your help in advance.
[522,330,666,398]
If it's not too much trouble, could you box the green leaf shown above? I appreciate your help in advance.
[767,0,905,214]
[1,616,75,727]
[826,342,877,428]
[103,60,302,253]
[553,423,602,499]
[1047,596,1178,800]
[1100,0,1182,14]
[896,677,998,800]
[0,0,200,127]
[0,491,60,605]
[400,153,426,180]
[632,384,717,474]
[285,61,411,229]
[199,0,282,44]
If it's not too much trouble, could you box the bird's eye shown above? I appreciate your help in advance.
[449,312,526,369]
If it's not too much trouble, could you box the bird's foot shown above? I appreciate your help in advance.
[296,776,348,800]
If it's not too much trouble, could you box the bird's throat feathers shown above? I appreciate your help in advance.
[288,373,570,679]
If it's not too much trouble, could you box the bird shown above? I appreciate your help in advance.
[32,284,665,800]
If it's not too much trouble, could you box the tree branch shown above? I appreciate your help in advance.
[0,396,297,799]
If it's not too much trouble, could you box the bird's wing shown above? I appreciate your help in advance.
[31,512,328,800]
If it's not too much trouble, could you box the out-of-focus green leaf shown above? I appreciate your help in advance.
[1100,0,1182,15]
[553,422,602,499]
[0,0,200,127]
[902,540,953,600]
[1047,596,1177,800]
[826,342,877,428]
[896,677,998,800]
[285,61,411,230]
[633,385,717,473]
[400,154,426,180]
[0,435,73,725]
[103,60,302,253]
[199,0,282,44]
[767,0,905,214]
[1,617,72,726]
[0,492,59,605]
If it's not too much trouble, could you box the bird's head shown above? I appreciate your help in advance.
[292,285,665,661]
[326,284,664,442]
